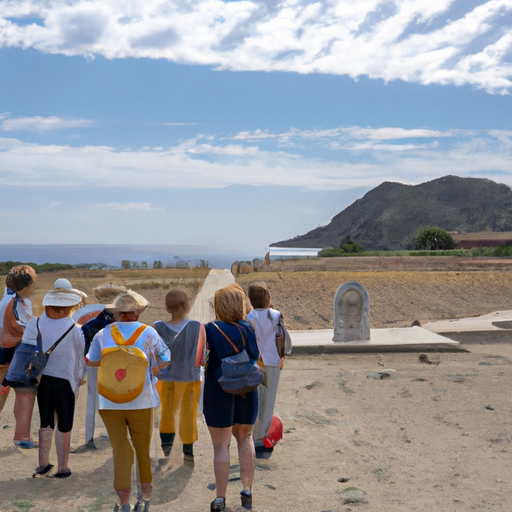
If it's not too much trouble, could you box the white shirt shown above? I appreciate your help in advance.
[87,322,170,410]
[22,313,85,394]
[247,308,282,366]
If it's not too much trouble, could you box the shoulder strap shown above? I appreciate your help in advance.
[110,324,147,346]
[36,319,42,352]
[234,323,247,347]
[211,322,239,354]
[12,295,21,321]
[43,322,75,356]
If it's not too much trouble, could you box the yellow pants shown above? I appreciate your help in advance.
[99,408,153,491]
[159,380,201,445]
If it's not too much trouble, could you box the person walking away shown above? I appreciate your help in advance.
[86,290,170,512]
[80,284,126,449]
[203,284,259,511]
[0,265,37,447]
[26,281,86,477]
[246,282,292,459]
[154,289,206,466]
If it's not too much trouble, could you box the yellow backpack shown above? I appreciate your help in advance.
[97,325,148,404]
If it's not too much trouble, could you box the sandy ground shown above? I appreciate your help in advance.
[2,343,512,512]
[1,259,512,511]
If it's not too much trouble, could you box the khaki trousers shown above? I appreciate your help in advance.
[99,407,153,491]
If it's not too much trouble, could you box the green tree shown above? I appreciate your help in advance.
[338,234,364,253]
[341,241,364,253]
[414,226,455,250]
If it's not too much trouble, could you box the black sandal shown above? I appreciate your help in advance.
[210,497,225,511]
[240,491,252,510]
[53,469,72,478]
[133,499,150,512]
[32,464,54,478]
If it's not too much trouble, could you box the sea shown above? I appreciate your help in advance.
[0,244,259,270]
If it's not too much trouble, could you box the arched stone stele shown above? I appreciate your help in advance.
[333,281,370,342]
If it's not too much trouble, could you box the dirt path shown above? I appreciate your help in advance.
[2,344,511,512]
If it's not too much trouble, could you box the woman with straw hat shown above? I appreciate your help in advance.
[77,283,127,449]
[22,279,86,478]
[86,290,170,512]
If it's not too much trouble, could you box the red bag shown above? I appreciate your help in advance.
[263,415,283,448]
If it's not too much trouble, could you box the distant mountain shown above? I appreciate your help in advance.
[271,175,512,251]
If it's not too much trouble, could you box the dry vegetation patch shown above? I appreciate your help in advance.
[237,257,512,329]
[24,258,512,330]
[32,268,210,325]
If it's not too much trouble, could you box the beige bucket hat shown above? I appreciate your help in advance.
[93,283,127,304]
[105,290,149,313]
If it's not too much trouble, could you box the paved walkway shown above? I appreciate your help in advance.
[189,269,235,323]
[423,310,512,333]
[290,326,464,353]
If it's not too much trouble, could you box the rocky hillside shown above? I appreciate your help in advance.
[271,175,512,250]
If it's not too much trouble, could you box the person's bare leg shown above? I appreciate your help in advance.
[232,424,255,493]
[207,426,232,499]
[0,384,10,415]
[0,365,10,414]
[116,489,131,506]
[37,427,53,471]
[13,389,36,443]
[140,482,152,500]
[55,428,71,474]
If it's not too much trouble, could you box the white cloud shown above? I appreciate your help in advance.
[41,201,60,210]
[96,202,165,211]
[156,122,198,127]
[0,126,511,192]
[0,115,94,132]
[341,127,451,140]
[489,130,512,145]
[232,126,452,143]
[1,1,511,93]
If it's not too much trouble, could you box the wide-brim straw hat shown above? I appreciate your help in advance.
[43,287,86,307]
[93,284,127,303]
[105,290,149,313]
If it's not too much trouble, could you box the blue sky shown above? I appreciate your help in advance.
[1,0,512,259]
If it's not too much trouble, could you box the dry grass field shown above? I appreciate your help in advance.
[27,257,512,330]
[237,256,512,329]
[31,267,210,325]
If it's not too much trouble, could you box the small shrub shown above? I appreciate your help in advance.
[318,244,363,258]
[13,502,35,512]
[414,226,455,250]
[318,248,346,257]
[494,244,512,257]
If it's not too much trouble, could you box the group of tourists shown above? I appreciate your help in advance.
[0,265,292,512]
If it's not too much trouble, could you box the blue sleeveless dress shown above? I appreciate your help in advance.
[203,320,259,428]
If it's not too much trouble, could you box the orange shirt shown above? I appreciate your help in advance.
[1,296,25,348]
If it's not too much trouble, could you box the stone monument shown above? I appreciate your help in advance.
[333,281,370,342]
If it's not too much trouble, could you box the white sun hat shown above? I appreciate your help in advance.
[43,280,87,307]
[53,278,73,289]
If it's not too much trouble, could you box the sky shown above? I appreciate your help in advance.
[1,0,512,260]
